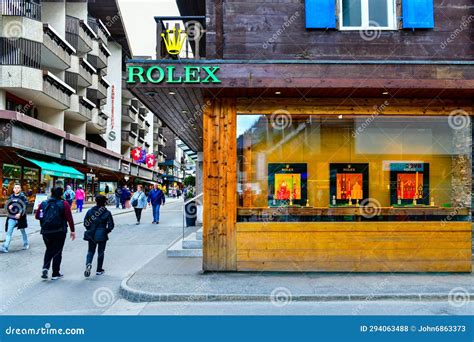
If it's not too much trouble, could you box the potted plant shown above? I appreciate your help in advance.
[184,187,197,227]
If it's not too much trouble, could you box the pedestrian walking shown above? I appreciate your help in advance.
[35,187,76,280]
[147,184,166,224]
[83,195,114,277]
[64,185,75,207]
[131,185,147,225]
[2,183,29,253]
[75,185,85,213]
[120,185,131,209]
[114,187,121,209]
[104,184,110,195]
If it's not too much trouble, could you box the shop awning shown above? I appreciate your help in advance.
[22,157,84,180]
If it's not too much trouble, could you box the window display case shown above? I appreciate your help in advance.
[237,114,471,223]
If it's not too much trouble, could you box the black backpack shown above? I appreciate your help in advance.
[40,199,65,234]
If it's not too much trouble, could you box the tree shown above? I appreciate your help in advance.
[183,175,196,187]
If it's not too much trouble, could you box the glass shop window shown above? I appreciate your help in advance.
[340,0,396,29]
[236,114,472,222]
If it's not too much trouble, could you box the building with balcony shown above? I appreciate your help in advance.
[0,0,165,205]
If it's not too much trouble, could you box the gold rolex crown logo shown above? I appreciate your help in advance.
[161,28,187,55]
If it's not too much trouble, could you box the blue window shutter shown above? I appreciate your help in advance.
[305,0,336,29]
[402,0,434,28]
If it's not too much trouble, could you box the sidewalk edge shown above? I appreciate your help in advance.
[119,273,471,303]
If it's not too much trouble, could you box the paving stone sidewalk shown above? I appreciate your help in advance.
[120,252,474,303]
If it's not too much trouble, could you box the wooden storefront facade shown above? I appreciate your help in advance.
[128,0,473,273]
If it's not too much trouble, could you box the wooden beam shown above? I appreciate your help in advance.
[203,98,237,271]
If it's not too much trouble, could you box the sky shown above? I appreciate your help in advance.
[117,0,180,58]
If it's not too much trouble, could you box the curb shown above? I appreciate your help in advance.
[119,273,472,303]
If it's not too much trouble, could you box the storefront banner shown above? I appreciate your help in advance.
[0,316,472,341]
[127,65,221,84]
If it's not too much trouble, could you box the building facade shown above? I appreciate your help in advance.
[0,0,165,207]
[128,0,473,273]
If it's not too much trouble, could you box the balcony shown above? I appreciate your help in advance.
[87,75,109,106]
[122,105,138,123]
[0,37,41,68]
[87,110,108,134]
[121,131,136,146]
[42,71,75,109]
[65,57,95,92]
[122,71,133,99]
[66,15,96,53]
[138,107,147,123]
[64,95,91,122]
[87,17,110,45]
[88,42,110,70]
[155,16,206,60]
[1,0,41,21]
[42,24,74,70]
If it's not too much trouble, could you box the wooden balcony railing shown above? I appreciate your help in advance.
[1,0,41,21]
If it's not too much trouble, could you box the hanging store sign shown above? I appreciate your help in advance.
[127,65,221,84]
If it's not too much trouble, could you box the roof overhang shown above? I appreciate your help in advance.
[126,59,474,152]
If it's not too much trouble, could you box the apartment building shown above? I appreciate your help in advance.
[0,0,165,207]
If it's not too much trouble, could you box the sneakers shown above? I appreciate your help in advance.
[136,222,140,225]
[96,270,105,276]
[51,273,64,280]
[156,221,159,224]
[152,221,156,224]
[41,269,48,279]
[84,264,92,278]
[1,247,8,253]
[23,244,29,250]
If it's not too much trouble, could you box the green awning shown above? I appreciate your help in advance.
[22,157,84,180]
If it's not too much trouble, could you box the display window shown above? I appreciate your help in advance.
[2,164,21,198]
[22,167,40,202]
[236,114,471,222]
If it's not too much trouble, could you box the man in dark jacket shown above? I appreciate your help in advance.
[35,187,76,280]
[120,185,130,209]
[83,195,114,277]
[147,184,166,224]
[2,183,29,253]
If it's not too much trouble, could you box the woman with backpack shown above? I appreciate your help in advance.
[131,184,147,225]
[83,195,114,277]
[64,185,75,206]
[35,186,75,280]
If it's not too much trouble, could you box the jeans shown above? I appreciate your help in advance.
[42,232,66,276]
[115,196,120,209]
[86,240,107,271]
[76,199,84,212]
[152,204,161,222]
[134,208,143,222]
[2,219,28,250]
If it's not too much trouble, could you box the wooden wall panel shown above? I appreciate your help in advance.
[215,0,473,61]
[203,98,237,271]
[236,222,472,272]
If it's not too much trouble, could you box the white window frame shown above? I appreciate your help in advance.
[338,0,397,30]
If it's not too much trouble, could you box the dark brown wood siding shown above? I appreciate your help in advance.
[205,0,473,61]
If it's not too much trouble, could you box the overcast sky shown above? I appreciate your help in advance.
[117,0,180,58]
